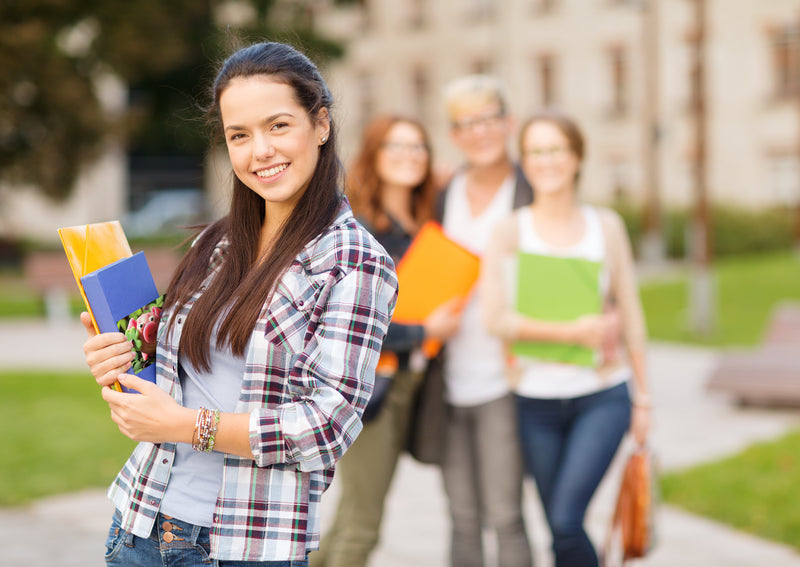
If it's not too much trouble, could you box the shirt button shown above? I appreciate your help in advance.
[162,531,175,543]
[162,458,169,464]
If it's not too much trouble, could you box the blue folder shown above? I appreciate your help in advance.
[80,252,162,390]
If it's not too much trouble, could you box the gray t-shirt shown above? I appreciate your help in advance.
[159,340,245,527]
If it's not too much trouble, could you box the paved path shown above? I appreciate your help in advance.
[2,320,800,566]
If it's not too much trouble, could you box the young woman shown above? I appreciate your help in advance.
[80,41,398,566]
[311,114,461,567]
[482,109,650,567]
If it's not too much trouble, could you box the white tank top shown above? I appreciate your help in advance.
[513,205,629,399]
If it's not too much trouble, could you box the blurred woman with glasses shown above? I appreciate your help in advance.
[311,114,462,567]
[482,109,651,567]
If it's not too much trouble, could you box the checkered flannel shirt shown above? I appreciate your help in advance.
[107,200,398,561]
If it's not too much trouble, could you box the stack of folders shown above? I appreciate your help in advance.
[512,252,602,366]
[58,221,163,392]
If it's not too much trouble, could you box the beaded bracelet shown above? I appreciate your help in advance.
[192,407,220,453]
[206,409,220,453]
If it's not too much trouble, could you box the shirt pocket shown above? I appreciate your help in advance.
[264,269,319,354]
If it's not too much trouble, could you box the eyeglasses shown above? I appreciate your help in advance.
[524,145,571,159]
[451,111,506,133]
[380,142,429,156]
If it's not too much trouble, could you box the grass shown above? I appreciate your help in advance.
[0,370,136,507]
[661,430,800,549]
[0,272,84,318]
[640,251,800,346]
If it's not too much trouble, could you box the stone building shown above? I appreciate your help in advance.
[315,0,800,210]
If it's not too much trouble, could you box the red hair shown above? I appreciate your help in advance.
[347,115,437,232]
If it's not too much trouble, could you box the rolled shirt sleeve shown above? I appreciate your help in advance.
[248,250,398,470]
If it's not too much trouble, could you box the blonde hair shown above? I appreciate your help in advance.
[443,74,508,123]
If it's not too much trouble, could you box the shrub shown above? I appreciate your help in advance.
[612,203,797,259]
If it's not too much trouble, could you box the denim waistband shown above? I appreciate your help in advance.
[147,511,208,549]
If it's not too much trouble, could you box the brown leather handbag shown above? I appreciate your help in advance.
[604,445,656,565]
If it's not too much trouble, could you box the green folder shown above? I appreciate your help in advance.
[512,252,602,366]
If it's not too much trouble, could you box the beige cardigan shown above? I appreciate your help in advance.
[481,206,647,385]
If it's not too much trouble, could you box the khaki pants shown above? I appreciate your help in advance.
[310,369,420,567]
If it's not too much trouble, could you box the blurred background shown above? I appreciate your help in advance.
[1,1,800,566]
[1,0,800,331]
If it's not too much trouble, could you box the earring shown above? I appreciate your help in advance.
[321,136,327,144]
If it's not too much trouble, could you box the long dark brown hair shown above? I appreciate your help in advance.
[346,115,436,232]
[161,42,342,371]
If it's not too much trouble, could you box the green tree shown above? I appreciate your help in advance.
[0,0,343,202]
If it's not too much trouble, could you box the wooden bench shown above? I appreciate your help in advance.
[707,303,800,406]
[23,248,180,323]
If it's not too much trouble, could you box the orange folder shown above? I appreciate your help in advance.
[393,221,480,357]
[58,220,133,392]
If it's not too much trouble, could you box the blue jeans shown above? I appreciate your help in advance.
[517,382,631,567]
[105,511,309,567]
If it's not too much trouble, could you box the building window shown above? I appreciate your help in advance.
[470,58,492,75]
[532,0,557,15]
[408,0,424,29]
[464,0,495,22]
[608,46,629,116]
[771,25,800,99]
[357,0,373,33]
[537,54,557,106]
[412,64,428,121]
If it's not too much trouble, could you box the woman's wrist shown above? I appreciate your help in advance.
[632,392,651,408]
[170,405,199,444]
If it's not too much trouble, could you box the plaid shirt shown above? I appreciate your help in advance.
[108,200,398,561]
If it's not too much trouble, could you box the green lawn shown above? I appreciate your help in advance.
[661,431,800,549]
[641,251,800,346]
[0,371,136,506]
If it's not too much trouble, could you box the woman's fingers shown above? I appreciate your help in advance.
[83,332,134,385]
[80,311,97,338]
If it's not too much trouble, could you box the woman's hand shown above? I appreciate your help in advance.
[81,311,134,388]
[423,297,463,341]
[102,374,194,444]
[572,312,620,349]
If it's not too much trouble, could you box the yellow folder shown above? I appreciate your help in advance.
[58,221,132,392]
[58,221,133,333]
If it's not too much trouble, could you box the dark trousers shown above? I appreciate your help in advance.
[517,382,631,567]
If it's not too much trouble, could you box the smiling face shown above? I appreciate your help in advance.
[220,76,329,221]
[449,98,511,168]
[376,121,430,190]
[520,120,580,196]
